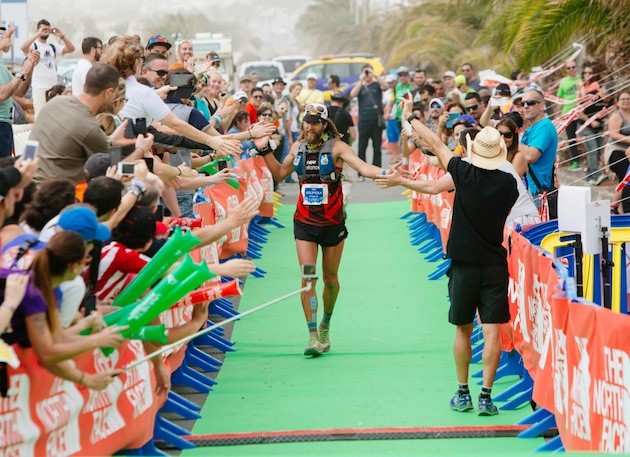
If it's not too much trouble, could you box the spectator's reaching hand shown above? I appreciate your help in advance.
[91,325,128,348]
[135,132,154,154]
[212,137,242,158]
[15,156,39,188]
[133,159,149,182]
[155,85,176,100]
[82,369,123,391]
[249,122,275,139]
[110,120,136,147]
[3,273,29,310]
[225,195,259,229]
[211,259,256,278]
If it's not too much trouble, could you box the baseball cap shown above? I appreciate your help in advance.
[206,51,221,63]
[233,90,248,102]
[428,98,445,109]
[443,70,456,79]
[331,93,350,107]
[146,34,172,50]
[454,74,467,86]
[84,153,111,181]
[58,206,111,242]
[385,74,396,83]
[272,77,286,85]
[240,74,252,83]
[397,66,410,75]
[306,72,318,80]
[303,103,328,123]
[0,167,22,202]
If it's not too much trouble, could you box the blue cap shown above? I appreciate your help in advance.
[58,207,111,242]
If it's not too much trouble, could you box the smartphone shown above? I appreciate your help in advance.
[301,264,317,280]
[110,148,122,166]
[168,73,196,100]
[155,205,164,221]
[134,118,147,137]
[490,97,509,107]
[142,157,154,173]
[217,160,229,171]
[124,118,136,138]
[23,140,39,161]
[117,162,135,176]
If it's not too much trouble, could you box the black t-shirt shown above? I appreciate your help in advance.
[446,157,518,265]
[328,106,354,145]
[357,82,383,122]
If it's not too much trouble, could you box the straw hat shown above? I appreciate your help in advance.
[466,126,507,170]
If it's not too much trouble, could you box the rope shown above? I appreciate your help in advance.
[177,425,538,447]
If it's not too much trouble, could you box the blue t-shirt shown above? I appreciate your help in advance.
[522,117,558,194]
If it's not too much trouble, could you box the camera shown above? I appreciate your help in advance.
[217,160,229,171]
[117,162,135,176]
[124,118,147,138]
[301,264,317,280]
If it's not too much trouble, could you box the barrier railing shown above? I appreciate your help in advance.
[0,157,284,455]
[401,161,630,453]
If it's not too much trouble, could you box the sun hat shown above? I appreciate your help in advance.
[466,126,507,170]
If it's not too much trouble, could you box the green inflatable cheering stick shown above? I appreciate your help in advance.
[112,227,201,308]
[198,158,240,189]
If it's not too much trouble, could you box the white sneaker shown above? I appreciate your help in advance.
[318,328,330,353]
[304,336,323,357]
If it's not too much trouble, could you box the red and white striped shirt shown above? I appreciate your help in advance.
[96,241,150,304]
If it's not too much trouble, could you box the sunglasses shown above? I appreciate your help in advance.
[466,104,479,112]
[147,68,168,77]
[499,131,513,139]
[259,112,272,117]
[306,104,326,114]
[566,66,576,70]
[522,100,540,107]
[429,103,442,109]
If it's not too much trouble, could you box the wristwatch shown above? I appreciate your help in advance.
[256,145,273,156]
[14,72,25,82]
[407,113,421,123]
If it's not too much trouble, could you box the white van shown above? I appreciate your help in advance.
[239,60,284,87]
[272,55,311,74]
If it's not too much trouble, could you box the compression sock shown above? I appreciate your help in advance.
[320,312,332,328]
[480,386,492,399]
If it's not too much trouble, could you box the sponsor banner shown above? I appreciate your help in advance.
[0,341,158,456]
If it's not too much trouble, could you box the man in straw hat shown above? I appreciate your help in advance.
[378,94,519,416]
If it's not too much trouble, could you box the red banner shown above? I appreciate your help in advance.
[506,232,630,452]
[0,341,160,456]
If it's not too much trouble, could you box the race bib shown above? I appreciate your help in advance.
[301,184,328,205]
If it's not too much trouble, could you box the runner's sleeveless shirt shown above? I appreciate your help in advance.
[294,139,344,226]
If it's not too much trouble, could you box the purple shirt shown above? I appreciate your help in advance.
[1,277,47,347]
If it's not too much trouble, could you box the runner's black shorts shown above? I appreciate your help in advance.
[447,260,510,325]
[294,220,348,247]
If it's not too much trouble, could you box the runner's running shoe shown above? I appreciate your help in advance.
[478,396,499,416]
[449,392,473,412]
[304,336,323,357]
[318,328,330,353]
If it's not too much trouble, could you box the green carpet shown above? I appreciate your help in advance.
[182,201,544,455]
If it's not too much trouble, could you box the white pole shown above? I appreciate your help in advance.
[124,282,313,371]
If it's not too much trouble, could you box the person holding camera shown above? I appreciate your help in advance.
[31,63,151,184]
[349,64,385,174]
[20,19,75,117]
[253,103,387,357]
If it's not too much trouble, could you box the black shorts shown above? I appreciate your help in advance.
[294,220,348,247]
[447,260,510,326]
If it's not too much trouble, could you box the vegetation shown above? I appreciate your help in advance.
[296,0,630,75]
